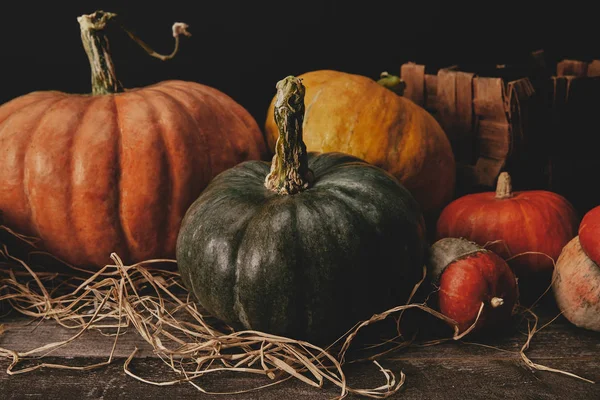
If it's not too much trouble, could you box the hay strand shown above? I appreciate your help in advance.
[0,226,594,398]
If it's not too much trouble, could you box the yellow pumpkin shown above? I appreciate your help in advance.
[264,70,455,215]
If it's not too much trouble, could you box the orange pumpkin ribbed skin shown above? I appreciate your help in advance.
[264,70,455,214]
[436,185,579,277]
[0,80,267,268]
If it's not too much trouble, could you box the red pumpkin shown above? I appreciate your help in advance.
[428,238,519,334]
[578,205,600,266]
[0,11,267,268]
[436,172,579,278]
[553,236,600,332]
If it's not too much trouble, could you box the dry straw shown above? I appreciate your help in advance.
[0,226,594,398]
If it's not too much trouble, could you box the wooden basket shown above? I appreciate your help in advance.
[401,57,550,197]
[546,58,600,216]
[401,52,600,216]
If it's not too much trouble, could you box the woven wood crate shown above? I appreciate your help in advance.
[547,58,600,216]
[400,58,550,197]
[401,52,600,216]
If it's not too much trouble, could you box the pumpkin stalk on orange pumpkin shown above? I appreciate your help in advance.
[78,10,191,95]
[78,11,123,95]
[0,10,266,268]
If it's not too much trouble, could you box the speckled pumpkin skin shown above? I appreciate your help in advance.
[553,236,600,332]
[264,70,456,215]
[176,152,427,343]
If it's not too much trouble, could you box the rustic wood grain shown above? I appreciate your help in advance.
[476,120,511,161]
[588,61,600,77]
[0,351,598,399]
[557,60,590,77]
[400,57,549,196]
[437,68,475,141]
[470,76,511,188]
[0,307,598,399]
[399,62,439,119]
[400,62,426,107]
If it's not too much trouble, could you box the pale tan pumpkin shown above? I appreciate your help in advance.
[264,70,456,214]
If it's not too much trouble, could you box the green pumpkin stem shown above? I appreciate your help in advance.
[265,76,314,195]
[377,71,406,96]
[77,10,191,96]
[495,172,513,199]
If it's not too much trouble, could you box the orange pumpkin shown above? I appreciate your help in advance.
[0,11,267,268]
[436,172,579,278]
[264,70,455,215]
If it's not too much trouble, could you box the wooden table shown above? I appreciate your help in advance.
[1,302,599,400]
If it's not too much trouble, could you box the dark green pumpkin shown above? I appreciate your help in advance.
[176,76,427,343]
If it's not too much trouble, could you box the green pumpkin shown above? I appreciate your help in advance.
[176,76,427,343]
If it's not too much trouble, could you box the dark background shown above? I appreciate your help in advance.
[1,1,597,127]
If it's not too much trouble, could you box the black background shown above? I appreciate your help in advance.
[1,1,597,127]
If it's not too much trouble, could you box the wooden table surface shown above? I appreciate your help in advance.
[0,300,599,400]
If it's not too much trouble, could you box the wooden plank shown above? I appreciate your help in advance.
[436,68,476,164]
[504,77,536,156]
[0,353,597,399]
[0,306,599,399]
[473,77,507,120]
[470,76,512,187]
[425,74,438,96]
[588,60,600,77]
[436,68,457,138]
[557,59,590,77]
[476,120,511,160]
[454,71,474,139]
[0,318,157,359]
[474,157,505,187]
[423,74,439,116]
[2,312,597,362]
[400,62,426,107]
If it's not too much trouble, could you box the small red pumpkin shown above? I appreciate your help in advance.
[436,172,579,278]
[428,238,519,334]
[578,205,600,266]
[553,236,600,332]
[0,11,267,268]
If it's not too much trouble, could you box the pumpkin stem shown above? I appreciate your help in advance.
[122,22,191,62]
[264,76,314,195]
[495,172,514,199]
[78,11,123,95]
[78,10,191,95]
[377,71,406,96]
[490,297,504,308]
